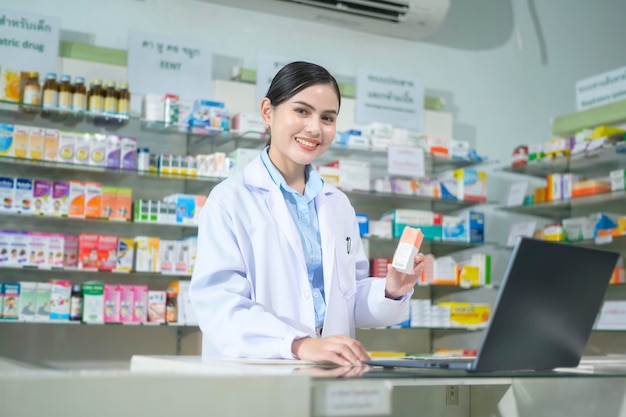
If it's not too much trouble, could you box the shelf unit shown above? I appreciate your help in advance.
[502,145,626,178]
[499,190,626,220]
[0,99,495,363]
[496,133,626,352]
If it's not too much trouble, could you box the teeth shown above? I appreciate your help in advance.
[296,137,317,147]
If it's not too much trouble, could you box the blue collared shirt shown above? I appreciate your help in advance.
[260,148,326,329]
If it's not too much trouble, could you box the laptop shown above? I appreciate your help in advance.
[365,237,619,372]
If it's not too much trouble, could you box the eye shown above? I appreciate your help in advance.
[294,108,308,115]
[322,115,336,123]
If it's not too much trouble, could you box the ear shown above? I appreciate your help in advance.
[260,97,273,126]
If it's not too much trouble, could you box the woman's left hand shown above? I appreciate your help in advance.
[384,253,426,299]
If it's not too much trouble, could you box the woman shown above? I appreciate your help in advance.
[189,61,425,366]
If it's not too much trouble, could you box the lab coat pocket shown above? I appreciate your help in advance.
[335,242,356,298]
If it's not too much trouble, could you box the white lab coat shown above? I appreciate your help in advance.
[189,155,411,359]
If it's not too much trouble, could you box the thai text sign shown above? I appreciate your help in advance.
[576,65,626,111]
[356,68,424,132]
[0,9,60,76]
[128,31,213,100]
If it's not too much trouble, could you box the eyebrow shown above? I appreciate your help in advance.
[292,100,338,115]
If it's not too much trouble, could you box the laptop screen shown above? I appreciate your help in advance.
[472,238,619,372]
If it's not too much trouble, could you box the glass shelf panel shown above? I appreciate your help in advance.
[0,265,190,279]
[500,145,626,178]
[497,190,626,219]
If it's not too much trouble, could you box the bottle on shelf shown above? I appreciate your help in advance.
[87,78,104,115]
[57,74,73,114]
[70,285,83,321]
[103,80,118,116]
[166,290,178,323]
[21,71,41,113]
[117,82,130,118]
[41,72,59,112]
[72,76,87,114]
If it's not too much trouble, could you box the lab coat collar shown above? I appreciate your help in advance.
[243,155,336,198]
[243,156,337,292]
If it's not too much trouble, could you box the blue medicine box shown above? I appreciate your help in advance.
[356,213,369,236]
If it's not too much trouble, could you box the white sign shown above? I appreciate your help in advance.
[127,31,212,101]
[503,181,529,207]
[576,65,626,111]
[595,301,626,330]
[314,382,392,416]
[506,221,537,247]
[256,53,295,108]
[356,67,424,131]
[387,146,425,178]
[256,54,334,108]
[0,10,60,80]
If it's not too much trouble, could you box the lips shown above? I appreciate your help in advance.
[295,137,320,147]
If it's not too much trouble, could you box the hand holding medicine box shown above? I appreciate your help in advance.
[391,226,424,274]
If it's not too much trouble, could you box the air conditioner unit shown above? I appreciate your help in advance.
[197,0,451,41]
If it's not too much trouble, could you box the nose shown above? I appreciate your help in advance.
[305,118,321,138]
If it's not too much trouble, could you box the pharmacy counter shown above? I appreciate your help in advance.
[131,356,626,417]
[3,355,626,417]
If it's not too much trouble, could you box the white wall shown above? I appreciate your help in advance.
[8,0,626,162]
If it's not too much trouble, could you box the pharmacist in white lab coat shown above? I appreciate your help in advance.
[189,62,425,366]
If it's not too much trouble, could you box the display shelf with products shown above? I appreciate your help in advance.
[0,265,191,279]
[0,211,198,233]
[365,235,493,258]
[498,190,626,219]
[0,154,230,184]
[503,145,626,178]
[0,154,489,215]
[495,110,626,349]
[0,319,198,328]
[0,73,497,365]
[229,134,491,173]
[0,99,230,139]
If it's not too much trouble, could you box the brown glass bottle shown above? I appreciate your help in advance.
[57,74,72,114]
[22,71,41,113]
[41,72,58,111]
[87,78,104,115]
[72,76,87,113]
[103,80,118,115]
[117,82,130,117]
[166,290,178,323]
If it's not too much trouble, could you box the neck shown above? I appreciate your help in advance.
[267,148,306,194]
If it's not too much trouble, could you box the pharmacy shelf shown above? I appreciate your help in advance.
[365,236,491,258]
[0,319,199,328]
[502,146,626,178]
[0,155,228,184]
[0,211,197,235]
[0,157,489,213]
[429,284,497,298]
[346,190,487,216]
[0,99,230,140]
[569,235,626,251]
[228,129,491,173]
[378,326,486,332]
[498,190,626,220]
[0,265,191,279]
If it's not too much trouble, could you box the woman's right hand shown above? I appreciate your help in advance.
[292,335,370,366]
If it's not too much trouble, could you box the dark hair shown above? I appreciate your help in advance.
[265,61,341,146]
[266,61,341,108]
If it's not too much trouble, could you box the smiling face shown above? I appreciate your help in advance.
[261,83,339,176]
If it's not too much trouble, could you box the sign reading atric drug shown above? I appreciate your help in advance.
[127,31,213,100]
[356,68,424,132]
[0,10,60,81]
